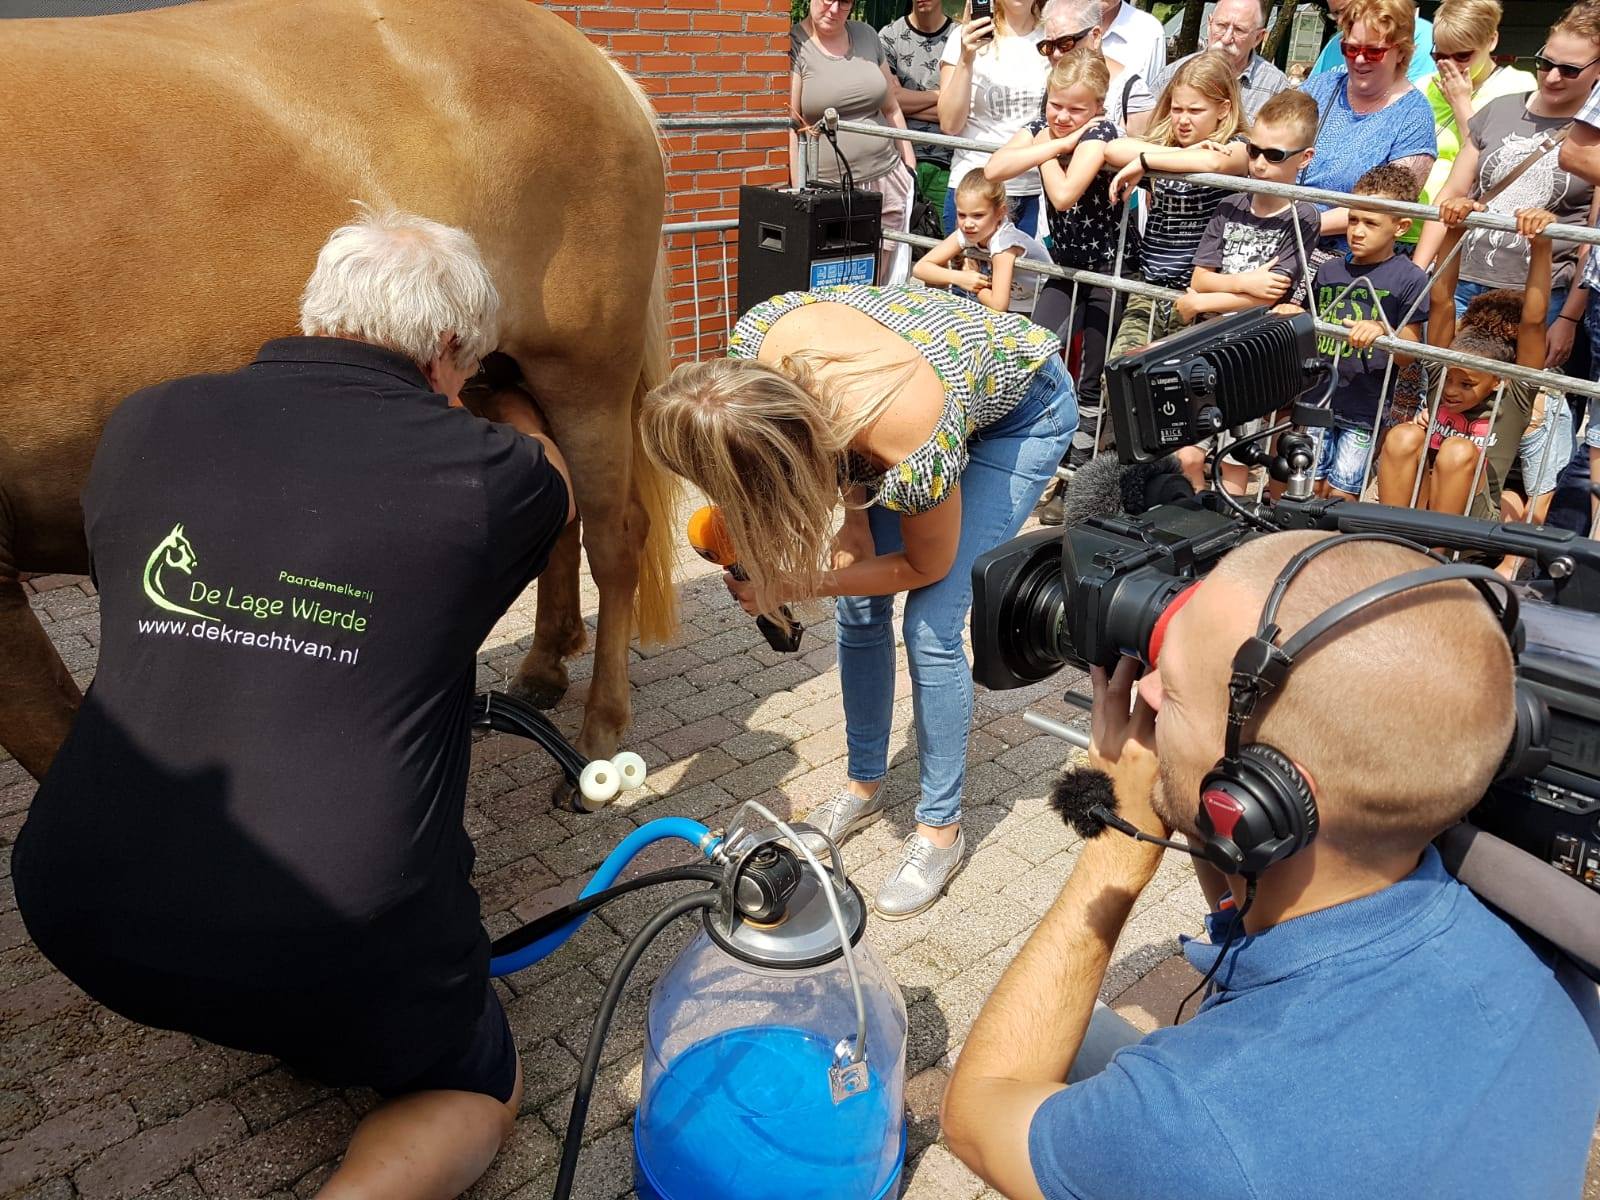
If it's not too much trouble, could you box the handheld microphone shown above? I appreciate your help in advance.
[1049,765,1202,858]
[686,506,804,654]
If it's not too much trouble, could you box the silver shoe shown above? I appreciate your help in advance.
[799,785,888,857]
[874,829,965,921]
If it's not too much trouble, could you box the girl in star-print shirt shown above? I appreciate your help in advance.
[985,47,1130,468]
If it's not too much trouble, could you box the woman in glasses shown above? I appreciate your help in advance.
[790,0,919,281]
[1299,0,1437,250]
[1409,0,1534,252]
[937,0,1052,237]
[1038,0,1153,135]
[1418,0,1598,338]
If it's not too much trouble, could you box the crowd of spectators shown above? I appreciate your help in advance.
[791,0,1600,540]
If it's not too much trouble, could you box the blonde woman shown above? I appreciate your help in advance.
[641,286,1075,919]
[1414,0,1534,233]
[938,0,1051,236]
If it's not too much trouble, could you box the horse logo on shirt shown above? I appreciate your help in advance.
[143,523,218,622]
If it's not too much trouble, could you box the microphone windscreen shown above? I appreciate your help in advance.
[686,505,738,567]
[1049,765,1118,839]
[1060,452,1130,527]
[1121,455,1194,515]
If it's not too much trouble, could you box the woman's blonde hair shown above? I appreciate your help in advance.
[1339,0,1418,75]
[1431,0,1501,55]
[1045,44,1111,102]
[986,0,1046,47]
[1145,51,1242,147]
[1553,0,1600,43]
[640,352,912,616]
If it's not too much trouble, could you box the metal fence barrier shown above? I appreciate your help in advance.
[655,114,1598,530]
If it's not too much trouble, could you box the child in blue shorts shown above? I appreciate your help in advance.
[1278,165,1431,499]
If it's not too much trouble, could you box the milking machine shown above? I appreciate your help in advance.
[474,694,909,1200]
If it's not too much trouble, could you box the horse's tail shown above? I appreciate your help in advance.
[608,56,679,645]
[630,245,679,645]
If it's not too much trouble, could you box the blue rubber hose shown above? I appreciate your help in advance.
[489,817,718,976]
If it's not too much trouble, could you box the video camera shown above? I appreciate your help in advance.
[970,309,1600,907]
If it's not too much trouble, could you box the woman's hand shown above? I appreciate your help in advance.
[831,514,876,570]
[1439,196,1485,228]
[1515,206,1558,240]
[956,267,990,292]
[958,14,993,59]
[1436,58,1475,121]
[725,571,760,616]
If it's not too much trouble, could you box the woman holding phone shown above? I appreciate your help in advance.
[937,0,1051,236]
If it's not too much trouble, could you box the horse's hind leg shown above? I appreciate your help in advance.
[514,518,585,708]
[503,355,641,772]
[0,558,81,780]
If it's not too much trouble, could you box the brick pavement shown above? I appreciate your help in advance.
[4,549,1596,1199]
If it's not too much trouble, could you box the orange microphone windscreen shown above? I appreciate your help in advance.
[686,505,739,567]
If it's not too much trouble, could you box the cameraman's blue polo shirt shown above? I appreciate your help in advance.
[1028,847,1600,1199]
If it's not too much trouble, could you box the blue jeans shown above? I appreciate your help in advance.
[943,188,1041,240]
[835,357,1077,828]
[1454,279,1568,327]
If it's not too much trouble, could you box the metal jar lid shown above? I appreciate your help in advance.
[703,866,867,970]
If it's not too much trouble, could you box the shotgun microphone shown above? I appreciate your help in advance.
[686,506,804,654]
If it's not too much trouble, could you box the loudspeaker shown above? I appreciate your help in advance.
[737,185,882,317]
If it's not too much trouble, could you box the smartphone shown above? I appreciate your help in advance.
[970,0,993,32]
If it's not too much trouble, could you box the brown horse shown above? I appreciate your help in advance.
[0,0,677,788]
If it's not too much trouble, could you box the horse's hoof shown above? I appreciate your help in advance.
[551,776,607,814]
[505,671,567,711]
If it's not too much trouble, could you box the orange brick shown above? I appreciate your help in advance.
[694,54,745,72]
[693,12,746,30]
[639,11,693,30]
[719,34,775,51]
[641,54,685,72]
[720,74,767,92]
[746,53,790,71]
[580,9,637,28]
[748,15,791,33]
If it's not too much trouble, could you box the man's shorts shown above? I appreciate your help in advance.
[30,931,518,1103]
[1314,420,1373,496]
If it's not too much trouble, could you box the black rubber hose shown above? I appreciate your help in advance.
[552,889,719,1200]
[489,864,723,959]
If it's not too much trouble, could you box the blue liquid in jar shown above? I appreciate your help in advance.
[634,1024,904,1200]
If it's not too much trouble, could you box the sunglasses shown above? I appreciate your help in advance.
[1037,26,1095,56]
[1340,42,1396,62]
[1429,48,1476,65]
[1534,52,1600,79]
[1246,142,1310,162]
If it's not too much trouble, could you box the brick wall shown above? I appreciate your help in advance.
[536,0,793,362]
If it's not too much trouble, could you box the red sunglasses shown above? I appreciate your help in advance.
[1341,41,1396,62]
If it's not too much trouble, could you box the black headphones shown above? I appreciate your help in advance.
[1191,533,1530,878]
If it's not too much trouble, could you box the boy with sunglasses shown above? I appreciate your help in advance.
[1173,90,1321,492]
[1175,90,1321,325]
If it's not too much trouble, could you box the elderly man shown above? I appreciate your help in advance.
[942,532,1600,1198]
[1149,0,1290,121]
[13,209,574,1200]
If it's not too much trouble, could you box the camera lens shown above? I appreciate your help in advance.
[984,544,1076,683]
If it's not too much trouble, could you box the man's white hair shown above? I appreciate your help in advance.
[1042,0,1102,32]
[299,206,500,369]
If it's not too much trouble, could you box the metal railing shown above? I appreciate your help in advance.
[652,113,1597,530]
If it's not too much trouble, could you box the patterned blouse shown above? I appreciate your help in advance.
[727,285,1061,514]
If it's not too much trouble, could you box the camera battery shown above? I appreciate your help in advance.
[737,185,882,317]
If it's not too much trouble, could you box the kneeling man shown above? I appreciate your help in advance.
[13,209,574,1199]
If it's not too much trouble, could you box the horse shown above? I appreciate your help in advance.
[0,0,678,794]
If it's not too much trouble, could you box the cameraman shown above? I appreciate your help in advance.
[942,531,1600,1199]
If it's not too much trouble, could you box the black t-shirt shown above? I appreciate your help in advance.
[1027,117,1132,273]
[13,338,567,1033]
